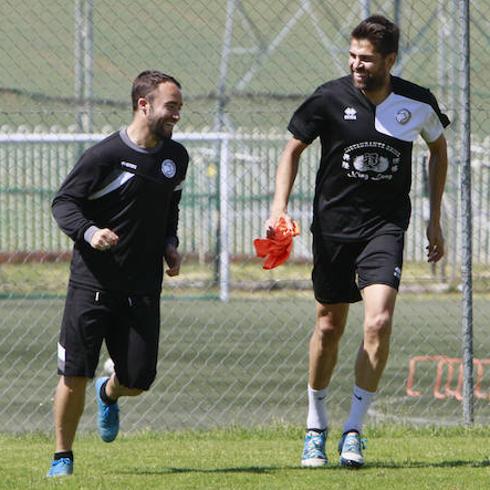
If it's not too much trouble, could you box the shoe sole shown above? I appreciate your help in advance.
[339,456,364,468]
[98,417,119,443]
[46,467,73,478]
[47,471,72,478]
[100,432,118,443]
[301,458,328,468]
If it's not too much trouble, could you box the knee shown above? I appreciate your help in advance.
[126,387,145,396]
[130,369,156,393]
[116,380,147,396]
[116,364,156,393]
[60,375,88,392]
[364,312,392,343]
[139,369,157,391]
[314,316,344,346]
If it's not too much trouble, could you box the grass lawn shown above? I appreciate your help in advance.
[2,426,490,489]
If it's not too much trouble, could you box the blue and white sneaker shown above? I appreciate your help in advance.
[301,429,328,467]
[46,458,73,477]
[95,376,119,442]
[338,431,366,468]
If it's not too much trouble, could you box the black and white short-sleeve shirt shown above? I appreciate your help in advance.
[288,75,450,241]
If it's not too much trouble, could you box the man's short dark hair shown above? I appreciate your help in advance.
[131,70,181,111]
[351,15,399,55]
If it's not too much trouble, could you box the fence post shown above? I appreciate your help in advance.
[74,0,94,134]
[213,0,235,290]
[359,0,370,18]
[219,135,230,302]
[459,0,474,426]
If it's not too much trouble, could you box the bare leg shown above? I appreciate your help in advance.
[303,302,350,465]
[339,285,397,464]
[356,284,397,391]
[54,376,88,452]
[104,374,144,400]
[309,301,349,389]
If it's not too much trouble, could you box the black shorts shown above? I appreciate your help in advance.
[312,232,404,304]
[57,286,160,390]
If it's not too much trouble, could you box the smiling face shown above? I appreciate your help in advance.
[145,81,183,139]
[349,38,396,94]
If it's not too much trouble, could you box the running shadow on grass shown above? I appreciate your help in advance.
[363,459,490,470]
[123,459,490,476]
[122,465,303,476]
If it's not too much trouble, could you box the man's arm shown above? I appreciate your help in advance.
[163,186,184,277]
[52,154,97,243]
[267,137,309,232]
[52,150,119,250]
[426,133,448,263]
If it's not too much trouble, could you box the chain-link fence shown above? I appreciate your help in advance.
[0,0,489,433]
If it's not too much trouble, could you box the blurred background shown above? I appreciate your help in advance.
[0,0,489,433]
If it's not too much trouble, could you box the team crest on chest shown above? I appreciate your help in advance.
[396,108,411,125]
[161,159,176,178]
[344,107,357,120]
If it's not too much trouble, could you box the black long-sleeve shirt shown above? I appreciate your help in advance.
[52,129,189,294]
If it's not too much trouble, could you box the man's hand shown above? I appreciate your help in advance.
[265,212,294,238]
[426,221,445,263]
[425,135,447,264]
[164,244,182,276]
[90,228,119,251]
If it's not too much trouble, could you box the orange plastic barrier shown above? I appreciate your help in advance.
[406,355,490,400]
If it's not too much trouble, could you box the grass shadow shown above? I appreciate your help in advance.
[123,458,490,476]
[365,459,490,470]
[123,464,303,475]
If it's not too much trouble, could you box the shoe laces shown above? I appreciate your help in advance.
[53,458,72,467]
[102,402,119,421]
[343,433,367,453]
[305,432,326,456]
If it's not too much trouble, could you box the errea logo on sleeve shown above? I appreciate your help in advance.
[344,107,357,120]
[121,161,138,169]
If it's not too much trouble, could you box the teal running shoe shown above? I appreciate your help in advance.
[46,458,73,477]
[301,429,328,467]
[95,376,119,442]
[338,431,366,468]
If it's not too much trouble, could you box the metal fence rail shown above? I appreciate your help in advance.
[1,130,489,265]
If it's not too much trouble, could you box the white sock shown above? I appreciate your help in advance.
[343,385,375,434]
[306,385,328,431]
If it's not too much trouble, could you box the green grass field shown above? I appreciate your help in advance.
[1,259,489,296]
[2,426,490,489]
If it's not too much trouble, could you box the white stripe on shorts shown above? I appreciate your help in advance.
[57,342,66,373]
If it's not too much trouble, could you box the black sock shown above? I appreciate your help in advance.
[100,379,117,405]
[307,428,326,434]
[342,429,360,435]
[54,451,73,461]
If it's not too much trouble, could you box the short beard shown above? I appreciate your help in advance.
[148,115,171,140]
[352,72,386,92]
